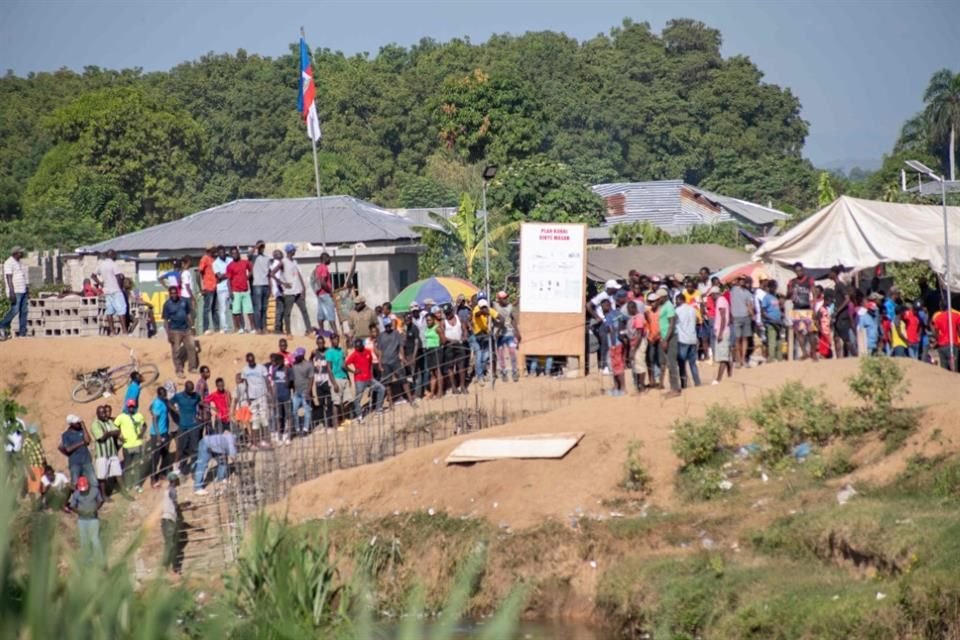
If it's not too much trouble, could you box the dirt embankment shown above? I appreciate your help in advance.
[281,358,957,528]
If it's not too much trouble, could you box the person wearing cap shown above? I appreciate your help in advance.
[652,289,681,396]
[858,290,881,356]
[279,244,312,336]
[90,404,126,498]
[59,414,97,490]
[346,295,377,343]
[376,315,417,407]
[193,426,237,494]
[161,471,187,574]
[0,245,28,340]
[588,279,621,375]
[492,291,521,383]
[250,240,270,333]
[346,337,385,421]
[786,262,818,361]
[312,251,337,332]
[472,298,501,385]
[116,398,147,492]
[290,347,316,435]
[198,244,219,335]
[162,284,198,378]
[21,424,46,497]
[66,474,105,566]
[92,249,128,336]
[644,291,663,386]
[710,286,733,384]
[224,246,254,333]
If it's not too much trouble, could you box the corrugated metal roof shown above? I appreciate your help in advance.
[592,180,789,231]
[695,189,791,225]
[387,207,457,228]
[78,196,438,253]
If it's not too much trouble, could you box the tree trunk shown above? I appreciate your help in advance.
[951,124,956,182]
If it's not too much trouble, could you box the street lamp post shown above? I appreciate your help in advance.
[905,160,956,371]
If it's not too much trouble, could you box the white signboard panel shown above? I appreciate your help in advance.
[519,223,586,313]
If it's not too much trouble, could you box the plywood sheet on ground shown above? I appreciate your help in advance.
[446,432,584,464]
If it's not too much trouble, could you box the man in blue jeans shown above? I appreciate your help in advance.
[0,246,28,340]
[193,427,237,495]
[675,293,701,388]
[66,476,104,565]
[289,347,315,434]
[250,241,271,334]
[59,414,98,490]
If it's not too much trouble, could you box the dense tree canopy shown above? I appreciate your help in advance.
[1,19,825,251]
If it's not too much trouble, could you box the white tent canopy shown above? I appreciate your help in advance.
[753,196,960,290]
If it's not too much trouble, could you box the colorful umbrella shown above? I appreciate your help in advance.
[391,277,479,310]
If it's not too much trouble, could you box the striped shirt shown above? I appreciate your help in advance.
[90,419,119,459]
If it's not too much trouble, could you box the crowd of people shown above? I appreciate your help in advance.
[587,263,960,397]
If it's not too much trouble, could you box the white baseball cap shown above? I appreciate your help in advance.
[604,279,619,290]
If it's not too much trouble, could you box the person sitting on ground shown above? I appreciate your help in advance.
[90,404,126,499]
[193,427,237,495]
[41,464,71,510]
[66,475,104,566]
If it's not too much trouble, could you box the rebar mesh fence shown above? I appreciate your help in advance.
[155,356,601,572]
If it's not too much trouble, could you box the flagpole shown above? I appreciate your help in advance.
[302,26,326,252]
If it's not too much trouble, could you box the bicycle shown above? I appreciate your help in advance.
[70,347,160,403]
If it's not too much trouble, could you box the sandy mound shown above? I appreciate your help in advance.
[280,358,959,529]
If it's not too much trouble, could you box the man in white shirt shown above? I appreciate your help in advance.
[588,279,621,374]
[92,249,127,336]
[675,293,701,388]
[1,246,29,339]
[280,244,312,336]
[213,245,233,334]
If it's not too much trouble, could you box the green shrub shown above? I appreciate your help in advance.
[623,440,651,493]
[677,465,729,501]
[671,405,739,468]
[809,447,857,479]
[750,382,836,462]
[847,357,909,410]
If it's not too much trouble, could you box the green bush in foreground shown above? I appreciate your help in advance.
[750,381,836,461]
[671,405,740,468]
[623,440,651,493]
[847,356,909,411]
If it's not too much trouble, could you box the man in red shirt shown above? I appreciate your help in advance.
[204,377,232,431]
[903,301,922,360]
[198,244,219,335]
[345,338,384,422]
[932,300,960,372]
[312,252,337,332]
[225,247,254,333]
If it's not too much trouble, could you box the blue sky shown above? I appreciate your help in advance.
[1,0,957,169]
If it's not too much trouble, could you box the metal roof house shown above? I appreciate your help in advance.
[592,180,790,235]
[77,196,438,330]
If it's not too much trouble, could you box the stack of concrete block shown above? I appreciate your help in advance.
[28,295,104,337]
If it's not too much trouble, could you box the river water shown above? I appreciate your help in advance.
[386,619,614,639]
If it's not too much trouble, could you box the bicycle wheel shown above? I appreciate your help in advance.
[107,364,136,390]
[71,377,106,403]
[137,363,160,386]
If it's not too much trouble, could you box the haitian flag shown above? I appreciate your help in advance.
[298,37,321,142]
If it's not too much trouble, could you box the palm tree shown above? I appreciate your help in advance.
[418,192,520,282]
[923,68,960,181]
